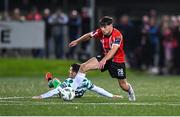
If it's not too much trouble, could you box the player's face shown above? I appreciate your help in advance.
[100,24,113,35]
[68,67,77,78]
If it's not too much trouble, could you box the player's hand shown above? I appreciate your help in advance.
[98,59,106,69]
[69,40,78,47]
[32,96,42,99]
[112,95,123,99]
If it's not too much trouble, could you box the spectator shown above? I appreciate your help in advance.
[162,27,176,74]
[26,7,42,21]
[139,15,152,70]
[26,7,43,58]
[66,10,81,59]
[11,8,26,57]
[48,9,68,59]
[115,15,136,68]
[12,8,26,21]
[148,17,159,69]
[78,7,91,61]
[170,16,180,74]
[42,8,51,58]
[80,8,91,50]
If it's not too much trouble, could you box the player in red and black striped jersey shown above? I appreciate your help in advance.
[69,16,135,101]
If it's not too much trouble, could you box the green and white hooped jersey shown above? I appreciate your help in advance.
[61,77,94,97]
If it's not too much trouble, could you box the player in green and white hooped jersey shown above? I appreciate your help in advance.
[32,63,123,99]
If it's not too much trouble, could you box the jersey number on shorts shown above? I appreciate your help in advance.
[117,68,124,76]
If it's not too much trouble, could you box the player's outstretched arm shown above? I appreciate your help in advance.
[32,96,42,99]
[90,85,123,99]
[69,32,92,47]
[32,88,60,99]
[99,44,119,69]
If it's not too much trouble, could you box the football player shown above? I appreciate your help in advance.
[68,16,135,101]
[32,63,123,99]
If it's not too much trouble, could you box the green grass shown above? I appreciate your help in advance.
[0,57,105,78]
[0,58,180,115]
[0,57,76,77]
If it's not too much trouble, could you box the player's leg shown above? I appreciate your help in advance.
[118,79,129,91]
[118,79,136,101]
[108,62,136,101]
[72,57,100,90]
[79,57,99,73]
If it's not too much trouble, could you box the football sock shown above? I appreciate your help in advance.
[72,72,86,90]
[128,83,132,93]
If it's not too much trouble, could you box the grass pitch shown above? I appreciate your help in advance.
[0,58,180,115]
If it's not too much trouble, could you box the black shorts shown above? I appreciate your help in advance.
[96,55,126,79]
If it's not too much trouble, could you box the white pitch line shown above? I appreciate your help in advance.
[0,94,179,100]
[0,103,180,106]
[1,100,180,106]
[33,102,180,106]
[0,96,31,100]
[0,100,22,103]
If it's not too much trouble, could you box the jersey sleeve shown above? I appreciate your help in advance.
[112,32,123,47]
[90,29,103,39]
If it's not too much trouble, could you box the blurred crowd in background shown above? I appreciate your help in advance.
[0,5,180,75]
[0,7,91,60]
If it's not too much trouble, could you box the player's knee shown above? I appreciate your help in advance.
[80,63,87,72]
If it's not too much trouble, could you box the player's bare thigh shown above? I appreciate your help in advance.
[79,57,99,73]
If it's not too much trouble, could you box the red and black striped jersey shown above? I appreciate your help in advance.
[91,28,125,63]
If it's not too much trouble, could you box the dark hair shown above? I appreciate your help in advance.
[71,63,80,73]
[99,16,113,27]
